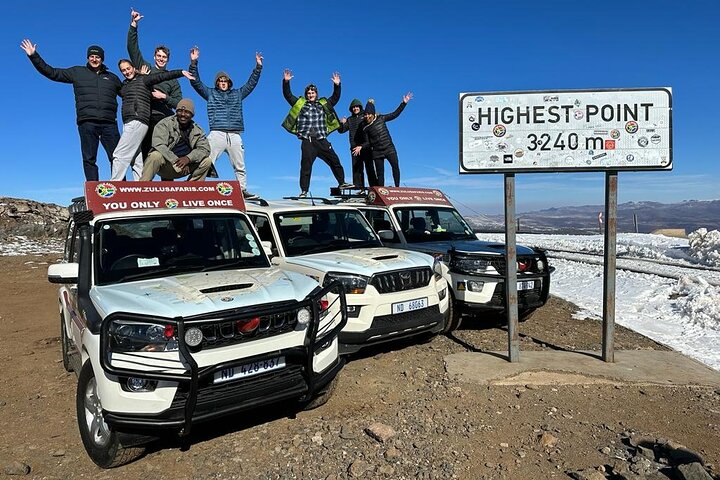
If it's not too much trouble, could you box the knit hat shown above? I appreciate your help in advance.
[364,99,376,115]
[215,71,233,88]
[87,45,104,61]
[176,98,195,115]
[349,98,363,112]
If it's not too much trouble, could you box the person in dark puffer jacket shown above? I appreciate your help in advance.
[21,39,122,181]
[354,93,413,187]
[339,99,378,189]
[111,60,193,181]
[189,47,262,199]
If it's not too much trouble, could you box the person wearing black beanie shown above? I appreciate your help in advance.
[21,38,122,181]
[338,99,378,189]
[353,93,413,187]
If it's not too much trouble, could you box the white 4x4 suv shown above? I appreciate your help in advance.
[48,181,346,468]
[246,198,450,354]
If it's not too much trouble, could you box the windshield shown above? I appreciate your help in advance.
[394,207,476,243]
[95,214,269,285]
[274,209,382,256]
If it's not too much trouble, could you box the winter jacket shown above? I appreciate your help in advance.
[27,52,121,124]
[127,25,182,117]
[151,116,211,164]
[282,80,341,135]
[189,61,261,132]
[361,101,407,158]
[119,70,185,125]
[338,99,366,149]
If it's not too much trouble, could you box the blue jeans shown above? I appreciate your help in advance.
[78,121,121,181]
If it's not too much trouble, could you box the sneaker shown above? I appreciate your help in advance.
[338,182,355,189]
[243,191,259,200]
[298,191,308,198]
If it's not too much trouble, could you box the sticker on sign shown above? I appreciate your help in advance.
[459,88,672,174]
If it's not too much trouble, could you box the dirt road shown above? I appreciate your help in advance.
[1,254,718,479]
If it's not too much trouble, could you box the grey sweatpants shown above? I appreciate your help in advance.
[208,131,246,188]
[111,120,147,181]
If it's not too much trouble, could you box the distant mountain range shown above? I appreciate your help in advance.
[465,199,720,235]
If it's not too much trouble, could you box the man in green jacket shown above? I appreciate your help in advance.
[140,99,213,181]
[282,69,353,198]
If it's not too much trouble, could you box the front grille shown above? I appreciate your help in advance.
[196,310,298,349]
[491,255,542,275]
[368,305,441,336]
[371,267,432,294]
[490,282,543,307]
[170,364,307,416]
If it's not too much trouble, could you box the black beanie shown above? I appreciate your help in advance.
[349,98,362,112]
[87,45,104,61]
[364,99,376,115]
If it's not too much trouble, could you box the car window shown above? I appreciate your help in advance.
[95,214,269,285]
[273,209,381,256]
[394,207,476,243]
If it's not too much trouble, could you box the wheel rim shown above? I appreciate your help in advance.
[83,377,111,447]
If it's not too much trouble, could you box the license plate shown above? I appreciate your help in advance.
[518,281,535,291]
[213,356,285,384]
[392,297,428,314]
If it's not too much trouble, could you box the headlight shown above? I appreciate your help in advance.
[109,320,178,353]
[323,272,369,294]
[449,255,493,275]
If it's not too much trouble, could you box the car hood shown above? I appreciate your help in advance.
[284,247,432,275]
[92,268,317,318]
[405,239,538,256]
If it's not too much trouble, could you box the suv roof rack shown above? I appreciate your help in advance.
[282,196,334,205]
[245,197,269,207]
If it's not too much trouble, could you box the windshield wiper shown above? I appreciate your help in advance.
[115,263,205,283]
[201,259,265,272]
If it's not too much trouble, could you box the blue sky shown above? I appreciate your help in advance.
[3,0,718,214]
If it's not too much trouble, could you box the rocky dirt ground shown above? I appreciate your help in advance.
[1,254,719,479]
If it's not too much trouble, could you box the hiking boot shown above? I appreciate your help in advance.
[243,191,260,200]
[298,191,308,198]
[338,182,355,189]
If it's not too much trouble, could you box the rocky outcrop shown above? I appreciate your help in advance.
[0,197,68,240]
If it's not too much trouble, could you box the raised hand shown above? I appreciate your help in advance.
[331,71,341,85]
[403,92,413,103]
[130,8,143,27]
[256,51,263,67]
[283,69,293,81]
[20,39,36,56]
[139,64,150,75]
[190,46,199,62]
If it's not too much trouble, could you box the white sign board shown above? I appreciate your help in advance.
[459,88,672,173]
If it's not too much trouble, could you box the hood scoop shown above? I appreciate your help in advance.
[372,254,399,261]
[200,283,253,294]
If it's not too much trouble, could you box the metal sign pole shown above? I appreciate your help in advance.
[602,171,618,362]
[504,173,520,362]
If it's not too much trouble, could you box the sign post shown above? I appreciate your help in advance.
[460,88,672,363]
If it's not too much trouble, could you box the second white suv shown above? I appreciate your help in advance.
[246,198,450,354]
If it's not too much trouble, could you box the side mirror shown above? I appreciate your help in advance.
[48,263,79,284]
[261,240,273,257]
[377,230,395,241]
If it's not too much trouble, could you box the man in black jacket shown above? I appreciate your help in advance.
[127,9,183,161]
[21,39,122,181]
[339,99,378,190]
[112,60,193,181]
[354,93,413,187]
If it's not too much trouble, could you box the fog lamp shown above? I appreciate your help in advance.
[467,281,485,292]
[184,327,203,347]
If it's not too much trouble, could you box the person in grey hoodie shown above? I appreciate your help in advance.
[189,46,262,200]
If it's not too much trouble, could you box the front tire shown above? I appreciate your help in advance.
[302,375,339,411]
[76,362,145,468]
[442,292,463,334]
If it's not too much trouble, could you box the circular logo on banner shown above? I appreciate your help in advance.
[638,137,649,147]
[165,198,179,209]
[625,121,639,134]
[610,129,620,139]
[378,188,390,195]
[95,183,117,198]
[492,125,506,137]
[216,182,233,196]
